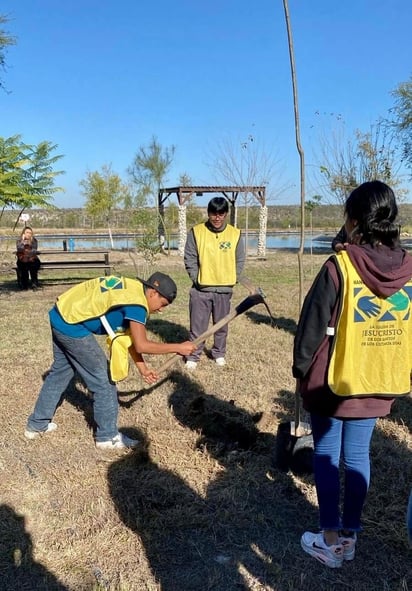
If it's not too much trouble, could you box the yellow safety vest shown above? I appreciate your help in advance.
[107,332,133,382]
[328,251,412,397]
[193,223,240,286]
[56,275,148,323]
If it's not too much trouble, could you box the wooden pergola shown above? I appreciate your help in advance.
[158,185,266,226]
[157,185,268,257]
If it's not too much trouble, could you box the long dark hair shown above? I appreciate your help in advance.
[345,180,400,248]
[19,226,35,244]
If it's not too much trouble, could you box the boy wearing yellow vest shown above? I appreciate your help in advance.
[25,272,195,449]
[293,181,412,567]
[184,197,245,368]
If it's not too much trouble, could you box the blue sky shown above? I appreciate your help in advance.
[1,0,411,208]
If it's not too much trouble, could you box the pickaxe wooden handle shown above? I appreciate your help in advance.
[156,292,265,374]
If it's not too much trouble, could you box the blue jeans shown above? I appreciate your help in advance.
[27,327,118,442]
[407,490,412,543]
[310,413,377,532]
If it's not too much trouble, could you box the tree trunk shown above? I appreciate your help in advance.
[283,0,306,310]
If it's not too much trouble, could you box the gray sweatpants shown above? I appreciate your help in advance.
[187,288,232,361]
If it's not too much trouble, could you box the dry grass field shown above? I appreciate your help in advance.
[0,249,411,591]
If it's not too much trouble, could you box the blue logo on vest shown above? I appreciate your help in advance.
[354,287,412,322]
[100,277,124,292]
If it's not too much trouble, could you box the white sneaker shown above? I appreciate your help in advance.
[185,360,198,370]
[215,357,226,367]
[339,532,357,561]
[301,531,344,568]
[96,433,140,450]
[24,422,58,440]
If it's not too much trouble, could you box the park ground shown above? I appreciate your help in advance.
[0,249,411,591]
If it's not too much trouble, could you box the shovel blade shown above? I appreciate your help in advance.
[275,421,314,475]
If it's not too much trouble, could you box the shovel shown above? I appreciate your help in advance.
[275,382,314,475]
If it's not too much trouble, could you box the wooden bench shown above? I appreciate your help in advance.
[38,249,112,273]
[14,249,112,285]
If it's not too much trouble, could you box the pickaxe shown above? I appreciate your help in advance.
[239,275,276,328]
[156,291,266,375]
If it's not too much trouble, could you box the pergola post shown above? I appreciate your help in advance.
[178,203,187,256]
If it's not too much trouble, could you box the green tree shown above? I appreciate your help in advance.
[0,135,26,214]
[305,195,322,256]
[127,136,175,244]
[80,164,129,246]
[0,135,64,226]
[0,14,17,91]
[185,204,204,228]
[22,140,64,201]
[164,201,178,229]
[390,76,412,176]
[125,191,162,276]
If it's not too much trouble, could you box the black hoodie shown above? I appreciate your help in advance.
[293,243,412,418]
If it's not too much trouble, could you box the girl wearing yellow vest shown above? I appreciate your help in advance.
[25,272,195,449]
[293,181,412,567]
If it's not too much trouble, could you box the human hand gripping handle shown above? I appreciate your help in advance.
[177,341,197,357]
[137,341,195,384]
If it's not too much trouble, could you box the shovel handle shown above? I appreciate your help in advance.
[294,380,304,437]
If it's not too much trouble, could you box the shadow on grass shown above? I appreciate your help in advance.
[0,276,94,296]
[146,317,190,342]
[40,367,96,433]
[273,388,298,423]
[148,299,297,335]
[0,276,32,293]
[0,504,69,590]
[108,371,319,591]
[62,377,95,431]
[271,385,412,589]
[356,425,412,582]
[246,310,297,333]
[387,394,412,435]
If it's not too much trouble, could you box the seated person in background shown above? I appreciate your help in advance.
[16,226,41,289]
[331,225,348,253]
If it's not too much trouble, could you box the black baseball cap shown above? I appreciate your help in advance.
[139,272,177,303]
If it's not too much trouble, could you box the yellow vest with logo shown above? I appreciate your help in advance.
[107,332,133,382]
[328,251,412,397]
[56,275,148,324]
[193,223,240,286]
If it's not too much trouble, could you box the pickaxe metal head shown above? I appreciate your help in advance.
[239,276,276,327]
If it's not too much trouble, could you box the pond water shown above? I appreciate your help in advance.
[1,232,331,251]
